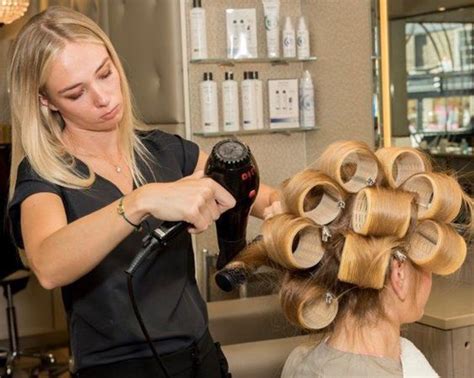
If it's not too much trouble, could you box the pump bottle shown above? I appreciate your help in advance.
[297,16,310,59]
[200,72,219,133]
[222,72,240,132]
[190,0,208,60]
[299,70,315,128]
[282,17,296,58]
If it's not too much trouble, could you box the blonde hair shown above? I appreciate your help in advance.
[217,141,472,331]
[8,6,151,197]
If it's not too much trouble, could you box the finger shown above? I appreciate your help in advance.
[206,198,221,221]
[209,181,236,211]
[183,170,205,181]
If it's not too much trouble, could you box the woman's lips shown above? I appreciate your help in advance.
[101,104,120,120]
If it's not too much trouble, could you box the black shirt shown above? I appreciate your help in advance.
[8,130,207,371]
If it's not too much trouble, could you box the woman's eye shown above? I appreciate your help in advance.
[99,70,112,80]
[66,91,84,100]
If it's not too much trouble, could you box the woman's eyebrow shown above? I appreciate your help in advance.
[58,57,110,94]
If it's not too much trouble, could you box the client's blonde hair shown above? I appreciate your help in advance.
[218,141,472,331]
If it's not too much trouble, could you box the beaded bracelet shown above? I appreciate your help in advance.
[117,196,142,232]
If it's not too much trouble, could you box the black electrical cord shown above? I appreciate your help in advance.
[125,236,171,378]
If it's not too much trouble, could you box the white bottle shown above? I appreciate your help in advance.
[299,70,315,128]
[200,72,219,133]
[241,72,258,130]
[222,72,240,132]
[282,17,296,58]
[297,16,310,59]
[190,0,208,60]
[254,71,265,129]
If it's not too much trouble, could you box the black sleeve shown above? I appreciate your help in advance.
[8,159,62,249]
[143,129,200,177]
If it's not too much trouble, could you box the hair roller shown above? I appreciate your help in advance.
[316,141,382,193]
[282,169,347,225]
[351,187,415,238]
[401,172,463,223]
[214,236,270,292]
[262,214,324,270]
[280,274,338,330]
[338,233,396,289]
[408,220,467,275]
[375,147,432,188]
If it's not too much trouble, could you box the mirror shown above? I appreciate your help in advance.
[388,3,474,152]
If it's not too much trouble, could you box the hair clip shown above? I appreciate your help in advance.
[366,177,375,186]
[325,292,335,304]
[337,200,346,209]
[250,234,263,244]
[322,226,332,242]
[393,249,407,262]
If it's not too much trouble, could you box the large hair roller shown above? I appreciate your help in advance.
[338,233,396,289]
[375,147,431,188]
[280,274,338,330]
[408,220,467,275]
[351,187,415,238]
[401,172,463,223]
[282,169,347,225]
[262,214,324,270]
[316,141,381,193]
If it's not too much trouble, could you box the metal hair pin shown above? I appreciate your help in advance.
[337,201,346,209]
[366,177,375,186]
[322,226,332,242]
[393,250,407,262]
[325,292,335,305]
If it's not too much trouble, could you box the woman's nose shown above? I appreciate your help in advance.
[91,85,110,107]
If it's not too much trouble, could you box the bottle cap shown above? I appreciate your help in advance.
[209,72,213,81]
[225,72,229,80]
[254,71,259,79]
[203,72,208,81]
[244,71,248,80]
[193,0,202,8]
[249,72,254,80]
[229,72,234,80]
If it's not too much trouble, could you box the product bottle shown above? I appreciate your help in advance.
[242,72,258,130]
[222,72,240,132]
[299,70,315,128]
[254,71,264,129]
[282,17,296,58]
[190,0,208,60]
[200,72,219,133]
[297,16,310,59]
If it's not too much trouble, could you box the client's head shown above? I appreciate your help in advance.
[219,141,471,332]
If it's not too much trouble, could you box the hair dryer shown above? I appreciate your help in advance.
[205,139,260,270]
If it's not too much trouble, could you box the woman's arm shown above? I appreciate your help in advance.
[21,175,235,290]
[195,151,280,220]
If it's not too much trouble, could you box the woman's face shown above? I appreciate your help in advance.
[41,41,123,132]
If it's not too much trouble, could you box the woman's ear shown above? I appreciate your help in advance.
[389,258,409,301]
[39,94,58,111]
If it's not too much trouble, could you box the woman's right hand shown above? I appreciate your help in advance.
[137,170,236,234]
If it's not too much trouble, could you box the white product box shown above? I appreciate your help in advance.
[226,9,258,59]
[268,79,300,129]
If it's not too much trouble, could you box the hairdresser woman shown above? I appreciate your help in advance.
[7,7,277,378]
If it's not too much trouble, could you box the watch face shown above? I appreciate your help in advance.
[216,140,248,162]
